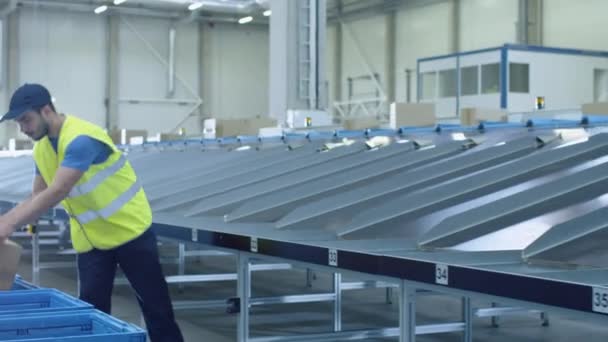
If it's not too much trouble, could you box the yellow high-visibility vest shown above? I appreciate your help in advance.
[33,115,152,252]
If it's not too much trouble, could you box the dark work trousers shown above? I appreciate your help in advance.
[77,228,184,342]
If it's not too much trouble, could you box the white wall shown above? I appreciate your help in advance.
[0,8,269,146]
[509,50,608,112]
[337,0,518,107]
[544,0,608,51]
[459,0,517,51]
[4,0,608,145]
[395,1,454,103]
[201,22,269,120]
[341,15,386,101]
[19,8,106,126]
[117,15,201,135]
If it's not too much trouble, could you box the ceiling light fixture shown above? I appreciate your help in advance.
[263,10,271,16]
[188,2,203,11]
[113,0,127,4]
[238,16,253,24]
[94,5,108,14]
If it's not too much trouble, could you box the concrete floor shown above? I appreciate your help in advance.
[15,242,608,342]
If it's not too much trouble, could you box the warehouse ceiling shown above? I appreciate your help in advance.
[0,0,448,23]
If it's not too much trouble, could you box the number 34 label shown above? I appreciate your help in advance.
[435,264,449,285]
[593,287,608,314]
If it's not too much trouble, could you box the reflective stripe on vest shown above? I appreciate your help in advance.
[72,180,142,224]
[68,155,127,198]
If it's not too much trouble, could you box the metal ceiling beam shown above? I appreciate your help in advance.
[326,0,448,24]
[18,0,183,18]
[16,0,267,23]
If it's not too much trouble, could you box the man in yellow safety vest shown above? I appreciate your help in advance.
[0,83,183,342]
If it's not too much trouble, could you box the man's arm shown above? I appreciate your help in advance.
[33,174,48,197]
[8,174,49,216]
[0,167,83,239]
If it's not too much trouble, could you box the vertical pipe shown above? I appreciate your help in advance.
[462,297,473,342]
[309,0,317,109]
[537,0,543,45]
[178,242,185,292]
[32,229,40,286]
[333,272,342,332]
[197,21,205,128]
[386,11,396,105]
[518,0,529,44]
[167,23,176,98]
[105,15,119,131]
[399,281,416,342]
[405,69,412,103]
[452,0,460,53]
[456,55,461,118]
[237,252,250,342]
[333,2,343,112]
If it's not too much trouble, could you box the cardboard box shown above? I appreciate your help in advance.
[460,107,507,126]
[389,103,436,129]
[342,117,380,130]
[0,240,22,290]
[582,102,608,115]
[109,129,148,145]
[159,133,183,142]
[216,117,277,137]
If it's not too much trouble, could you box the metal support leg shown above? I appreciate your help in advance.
[76,271,81,296]
[306,268,315,287]
[541,311,550,326]
[462,297,472,342]
[237,252,251,342]
[178,242,186,292]
[399,281,416,342]
[32,229,40,286]
[333,272,342,332]
[490,302,499,327]
[386,287,393,304]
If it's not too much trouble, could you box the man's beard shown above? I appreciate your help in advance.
[31,121,49,141]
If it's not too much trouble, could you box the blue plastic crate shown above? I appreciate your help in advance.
[0,309,146,341]
[0,289,91,315]
[10,276,38,291]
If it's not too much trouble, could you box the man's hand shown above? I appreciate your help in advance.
[0,167,83,236]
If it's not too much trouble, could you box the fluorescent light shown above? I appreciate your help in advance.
[238,16,253,24]
[188,2,203,10]
[51,97,56,103]
[263,9,271,16]
[94,5,108,14]
[114,0,127,4]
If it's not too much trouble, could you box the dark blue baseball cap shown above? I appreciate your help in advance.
[0,83,52,123]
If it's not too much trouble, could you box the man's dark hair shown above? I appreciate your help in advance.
[34,102,56,113]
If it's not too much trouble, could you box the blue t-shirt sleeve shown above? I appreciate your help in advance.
[62,136,113,171]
